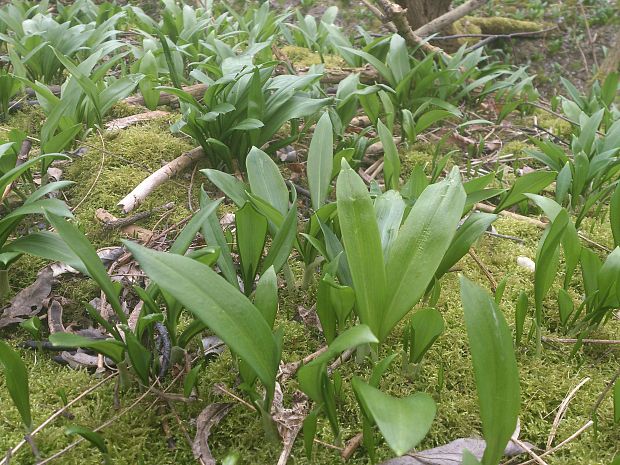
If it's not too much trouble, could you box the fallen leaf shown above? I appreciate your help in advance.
[272,384,308,465]
[192,403,235,465]
[0,267,53,328]
[47,300,66,334]
[105,111,170,130]
[379,437,534,465]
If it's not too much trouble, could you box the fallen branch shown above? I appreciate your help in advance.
[372,0,451,58]
[118,147,204,213]
[105,110,171,130]
[413,0,490,38]
[467,26,557,52]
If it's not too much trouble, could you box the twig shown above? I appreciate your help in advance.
[484,230,525,244]
[515,421,593,465]
[100,202,175,230]
[118,147,205,213]
[374,0,451,58]
[341,432,363,460]
[468,249,498,291]
[542,337,620,345]
[360,0,397,32]
[0,373,117,465]
[467,26,557,51]
[590,366,620,419]
[547,377,590,448]
[510,437,548,465]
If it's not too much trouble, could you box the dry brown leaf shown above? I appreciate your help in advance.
[192,403,235,465]
[0,267,53,328]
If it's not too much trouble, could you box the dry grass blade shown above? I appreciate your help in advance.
[547,377,590,449]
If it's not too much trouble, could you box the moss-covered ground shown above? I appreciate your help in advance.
[0,102,618,465]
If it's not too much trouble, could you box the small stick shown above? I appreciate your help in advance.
[100,202,175,230]
[515,421,593,465]
[468,249,498,291]
[484,230,525,244]
[542,337,620,345]
[590,366,620,418]
[546,377,590,448]
[511,437,548,465]
[341,432,363,460]
[0,373,117,465]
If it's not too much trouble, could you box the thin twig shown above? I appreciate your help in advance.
[0,373,117,465]
[514,421,593,465]
[547,377,590,448]
[511,437,548,465]
[542,337,620,345]
[468,249,498,291]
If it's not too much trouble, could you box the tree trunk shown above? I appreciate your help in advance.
[395,0,452,31]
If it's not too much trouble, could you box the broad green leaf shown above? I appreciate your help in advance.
[201,169,248,207]
[307,112,334,211]
[435,212,497,280]
[557,288,574,326]
[460,276,520,465]
[494,171,556,213]
[374,190,406,259]
[352,377,436,456]
[336,160,387,337]
[316,273,355,343]
[407,308,444,364]
[382,167,465,341]
[262,188,298,274]
[183,362,203,398]
[123,242,280,400]
[122,327,152,384]
[45,213,126,323]
[378,120,400,191]
[246,147,289,216]
[169,199,222,255]
[48,333,125,363]
[534,210,569,329]
[236,203,267,294]
[254,266,278,329]
[65,425,108,454]
[298,324,378,403]
[0,341,31,429]
[611,182,620,248]
[515,291,528,347]
[199,190,238,288]
[5,231,84,274]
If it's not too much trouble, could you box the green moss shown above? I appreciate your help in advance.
[467,16,544,35]
[0,106,46,139]
[399,143,434,178]
[531,109,574,140]
[64,119,195,248]
[281,45,345,69]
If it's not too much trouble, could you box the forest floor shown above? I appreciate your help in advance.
[0,1,619,464]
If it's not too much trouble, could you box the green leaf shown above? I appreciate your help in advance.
[254,266,278,329]
[65,425,108,454]
[201,169,248,207]
[515,291,528,347]
[236,203,267,294]
[123,242,280,401]
[183,362,203,398]
[408,308,444,364]
[435,212,497,280]
[459,276,520,465]
[382,167,465,341]
[4,231,84,274]
[374,190,406,259]
[336,160,387,338]
[121,327,152,384]
[262,189,298,274]
[611,182,620,248]
[246,147,289,216]
[534,210,569,329]
[48,333,125,363]
[45,213,126,324]
[316,273,355,343]
[0,340,31,429]
[378,119,400,191]
[307,112,334,211]
[494,171,556,213]
[557,288,574,326]
[352,377,436,456]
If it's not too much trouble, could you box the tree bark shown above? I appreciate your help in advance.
[395,0,452,31]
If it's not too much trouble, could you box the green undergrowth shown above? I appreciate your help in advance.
[1,215,618,464]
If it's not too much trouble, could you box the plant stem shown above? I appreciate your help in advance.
[0,269,10,304]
